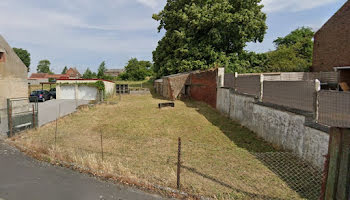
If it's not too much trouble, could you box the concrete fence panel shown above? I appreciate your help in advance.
[235,75,261,97]
[318,91,350,128]
[263,81,317,112]
[224,74,235,88]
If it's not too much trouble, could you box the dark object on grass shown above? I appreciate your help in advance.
[159,102,175,109]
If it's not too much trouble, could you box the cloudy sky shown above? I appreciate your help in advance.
[0,0,347,74]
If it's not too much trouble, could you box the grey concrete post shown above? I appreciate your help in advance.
[259,74,264,102]
[314,79,321,123]
[217,68,225,88]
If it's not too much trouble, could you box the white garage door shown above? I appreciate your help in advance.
[78,86,98,100]
[60,85,76,100]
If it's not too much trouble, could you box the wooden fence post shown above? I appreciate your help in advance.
[324,128,350,200]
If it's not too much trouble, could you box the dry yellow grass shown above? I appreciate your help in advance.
[11,94,303,199]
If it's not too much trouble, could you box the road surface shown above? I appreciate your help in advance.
[0,140,167,200]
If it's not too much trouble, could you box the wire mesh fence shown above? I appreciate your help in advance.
[7,97,38,136]
[318,90,350,128]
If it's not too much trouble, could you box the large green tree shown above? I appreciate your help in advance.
[82,68,97,79]
[265,27,314,72]
[37,60,52,74]
[97,61,106,79]
[61,66,68,74]
[152,0,267,77]
[13,48,31,72]
[120,58,153,81]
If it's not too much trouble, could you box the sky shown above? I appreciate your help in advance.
[0,0,347,74]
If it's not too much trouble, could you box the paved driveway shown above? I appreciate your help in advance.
[34,99,90,127]
[0,140,166,200]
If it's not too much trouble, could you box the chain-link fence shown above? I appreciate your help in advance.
[318,90,350,128]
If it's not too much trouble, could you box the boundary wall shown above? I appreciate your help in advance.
[217,88,329,168]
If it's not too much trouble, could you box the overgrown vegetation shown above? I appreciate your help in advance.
[118,58,153,81]
[11,94,304,199]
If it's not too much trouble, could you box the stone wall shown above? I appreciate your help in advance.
[217,88,329,168]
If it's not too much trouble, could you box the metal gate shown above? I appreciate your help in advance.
[7,97,38,137]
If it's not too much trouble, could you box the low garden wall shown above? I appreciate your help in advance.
[217,88,329,168]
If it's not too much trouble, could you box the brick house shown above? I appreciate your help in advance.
[0,35,28,136]
[66,67,81,79]
[312,1,350,87]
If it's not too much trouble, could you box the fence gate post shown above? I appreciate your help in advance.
[7,99,12,137]
[324,128,350,200]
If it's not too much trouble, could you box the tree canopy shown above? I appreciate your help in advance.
[119,58,153,81]
[265,27,314,72]
[152,0,267,77]
[37,60,52,74]
[61,66,68,74]
[97,61,106,79]
[13,48,31,72]
[82,68,96,79]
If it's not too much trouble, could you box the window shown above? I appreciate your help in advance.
[0,52,4,62]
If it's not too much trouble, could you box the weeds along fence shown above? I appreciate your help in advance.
[44,123,324,200]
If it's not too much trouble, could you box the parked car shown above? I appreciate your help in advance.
[29,90,52,102]
[49,88,56,99]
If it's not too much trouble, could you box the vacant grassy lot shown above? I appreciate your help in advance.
[11,93,303,199]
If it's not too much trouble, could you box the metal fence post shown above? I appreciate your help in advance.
[32,105,35,129]
[177,137,182,190]
[100,129,104,162]
[7,99,13,137]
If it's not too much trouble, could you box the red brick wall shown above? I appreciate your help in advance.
[312,1,350,72]
[189,69,217,108]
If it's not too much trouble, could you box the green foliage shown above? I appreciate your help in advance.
[265,27,314,72]
[61,66,68,74]
[97,61,106,79]
[152,0,267,77]
[82,68,96,79]
[226,51,268,73]
[265,46,310,72]
[13,48,31,72]
[37,60,52,74]
[94,81,105,91]
[120,58,153,81]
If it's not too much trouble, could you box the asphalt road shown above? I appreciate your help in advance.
[34,99,90,126]
[0,140,166,200]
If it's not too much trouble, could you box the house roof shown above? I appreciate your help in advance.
[315,1,350,37]
[66,67,81,77]
[106,69,124,73]
[29,73,49,79]
[0,35,27,70]
[29,73,69,79]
